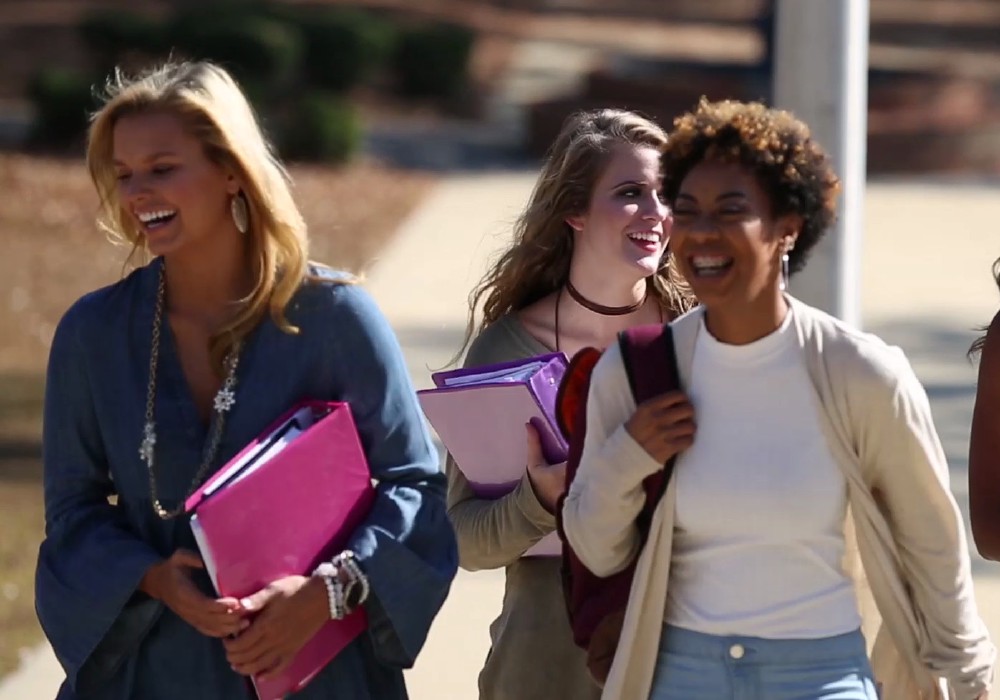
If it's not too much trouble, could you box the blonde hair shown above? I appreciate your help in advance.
[87,60,312,375]
[458,108,693,358]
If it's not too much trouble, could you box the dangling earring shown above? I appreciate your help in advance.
[779,240,794,292]
[230,191,249,234]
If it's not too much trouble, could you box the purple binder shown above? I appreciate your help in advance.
[417,353,569,557]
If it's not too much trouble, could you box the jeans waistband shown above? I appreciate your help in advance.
[660,625,868,664]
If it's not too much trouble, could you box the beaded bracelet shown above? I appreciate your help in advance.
[334,552,370,608]
[312,561,346,620]
[331,575,346,620]
[313,551,369,620]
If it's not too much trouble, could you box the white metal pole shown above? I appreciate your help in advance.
[772,0,869,327]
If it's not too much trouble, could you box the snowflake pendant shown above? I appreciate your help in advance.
[213,387,236,413]
[139,422,156,465]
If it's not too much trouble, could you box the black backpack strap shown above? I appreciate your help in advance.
[618,323,681,537]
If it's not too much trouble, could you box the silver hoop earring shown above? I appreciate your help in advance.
[231,192,249,234]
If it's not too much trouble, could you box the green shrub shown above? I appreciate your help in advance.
[297,9,397,93]
[280,95,362,163]
[79,10,165,71]
[393,23,474,98]
[168,11,303,88]
[28,69,97,147]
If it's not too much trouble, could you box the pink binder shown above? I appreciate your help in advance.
[417,353,568,557]
[185,400,376,700]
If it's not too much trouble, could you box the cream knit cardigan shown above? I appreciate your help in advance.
[562,298,995,700]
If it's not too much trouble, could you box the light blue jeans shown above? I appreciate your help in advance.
[649,625,879,700]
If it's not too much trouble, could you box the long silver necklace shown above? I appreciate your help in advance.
[139,265,242,519]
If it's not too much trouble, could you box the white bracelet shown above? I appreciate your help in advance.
[332,574,346,620]
[315,551,370,618]
[312,561,343,620]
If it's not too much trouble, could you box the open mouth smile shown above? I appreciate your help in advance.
[689,254,734,277]
[136,209,177,231]
[627,230,662,252]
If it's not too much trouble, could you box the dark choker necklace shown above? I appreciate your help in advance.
[565,279,644,316]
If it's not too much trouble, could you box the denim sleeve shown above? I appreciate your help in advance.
[324,284,458,668]
[34,301,163,692]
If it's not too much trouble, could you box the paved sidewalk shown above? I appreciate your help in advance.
[3,174,1000,699]
[365,173,539,699]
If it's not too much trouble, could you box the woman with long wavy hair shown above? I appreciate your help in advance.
[35,60,456,699]
[446,108,693,700]
[969,257,1000,561]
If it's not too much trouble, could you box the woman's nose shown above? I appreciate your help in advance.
[120,174,151,203]
[642,193,669,222]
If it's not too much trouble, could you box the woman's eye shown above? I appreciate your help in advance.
[115,172,130,182]
[618,188,640,198]
[151,164,174,175]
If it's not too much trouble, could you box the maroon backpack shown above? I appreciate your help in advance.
[554,323,680,685]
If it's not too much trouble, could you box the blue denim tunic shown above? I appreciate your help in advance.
[35,258,457,699]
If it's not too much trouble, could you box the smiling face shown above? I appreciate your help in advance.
[669,158,799,309]
[568,142,671,280]
[112,110,240,257]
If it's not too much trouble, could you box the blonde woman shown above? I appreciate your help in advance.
[446,109,693,700]
[34,61,456,699]
[562,99,993,700]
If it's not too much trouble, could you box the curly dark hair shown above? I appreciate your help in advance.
[661,98,841,274]
[969,256,1000,357]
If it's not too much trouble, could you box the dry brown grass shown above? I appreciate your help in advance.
[0,152,435,679]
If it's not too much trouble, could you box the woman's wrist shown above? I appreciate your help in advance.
[303,575,332,624]
[138,560,165,600]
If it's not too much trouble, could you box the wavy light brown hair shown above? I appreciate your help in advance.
[662,98,841,274]
[458,108,693,358]
[87,60,313,374]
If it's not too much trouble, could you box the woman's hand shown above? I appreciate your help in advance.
[224,575,329,680]
[139,549,247,638]
[524,422,566,512]
[624,390,696,464]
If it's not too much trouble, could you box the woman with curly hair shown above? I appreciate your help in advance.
[446,108,693,700]
[969,258,1000,560]
[562,98,994,700]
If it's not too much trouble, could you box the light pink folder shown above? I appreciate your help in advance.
[417,355,568,557]
[185,400,376,700]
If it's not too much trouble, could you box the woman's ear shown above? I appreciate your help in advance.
[225,171,243,196]
[565,215,585,233]
[777,213,803,248]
